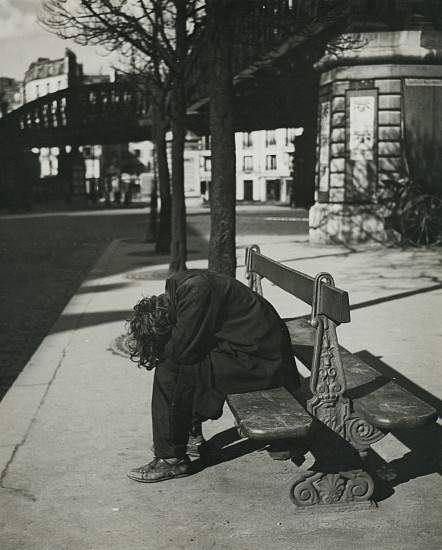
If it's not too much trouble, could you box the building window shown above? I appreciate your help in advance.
[40,147,58,177]
[266,155,277,170]
[200,135,211,150]
[133,149,141,158]
[284,152,294,168]
[242,132,253,148]
[204,156,212,172]
[285,128,296,146]
[243,156,253,172]
[266,130,276,146]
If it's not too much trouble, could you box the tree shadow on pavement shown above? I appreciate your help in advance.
[76,283,132,294]
[351,283,442,311]
[51,310,133,334]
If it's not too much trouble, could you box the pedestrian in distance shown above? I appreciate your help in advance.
[126,269,300,483]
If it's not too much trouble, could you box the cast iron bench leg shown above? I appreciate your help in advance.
[289,286,384,510]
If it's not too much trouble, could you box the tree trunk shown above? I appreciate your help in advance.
[154,119,172,254]
[146,156,158,243]
[169,2,188,274]
[169,82,187,273]
[292,107,317,210]
[207,0,236,277]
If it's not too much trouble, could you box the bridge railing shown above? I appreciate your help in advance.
[0,82,149,134]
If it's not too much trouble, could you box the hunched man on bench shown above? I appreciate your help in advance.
[126,269,300,483]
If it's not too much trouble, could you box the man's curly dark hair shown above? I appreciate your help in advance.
[127,294,173,370]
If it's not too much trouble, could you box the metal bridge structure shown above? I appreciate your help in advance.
[0,81,152,149]
[0,81,155,209]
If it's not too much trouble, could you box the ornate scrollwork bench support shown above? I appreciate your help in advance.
[290,273,384,511]
[345,414,385,459]
[290,469,375,511]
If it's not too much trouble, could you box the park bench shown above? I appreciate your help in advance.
[226,244,438,511]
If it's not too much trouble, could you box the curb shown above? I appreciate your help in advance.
[0,239,122,478]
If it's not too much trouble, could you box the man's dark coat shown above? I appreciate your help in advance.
[164,270,300,420]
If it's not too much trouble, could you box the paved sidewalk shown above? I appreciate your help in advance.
[0,220,441,550]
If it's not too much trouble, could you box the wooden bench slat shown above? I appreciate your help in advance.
[286,318,438,430]
[251,252,351,324]
[227,387,313,440]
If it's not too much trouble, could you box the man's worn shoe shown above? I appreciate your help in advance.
[127,457,192,483]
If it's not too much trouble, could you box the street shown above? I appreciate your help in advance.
[0,202,308,400]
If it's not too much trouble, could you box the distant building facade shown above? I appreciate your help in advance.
[23,49,84,103]
[128,127,303,206]
[199,128,301,204]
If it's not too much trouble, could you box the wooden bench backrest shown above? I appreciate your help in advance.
[247,247,351,325]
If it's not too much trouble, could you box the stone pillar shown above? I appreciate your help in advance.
[309,30,442,244]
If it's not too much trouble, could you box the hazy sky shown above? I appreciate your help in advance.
[0,0,117,80]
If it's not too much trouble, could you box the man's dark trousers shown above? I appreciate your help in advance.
[151,360,200,459]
